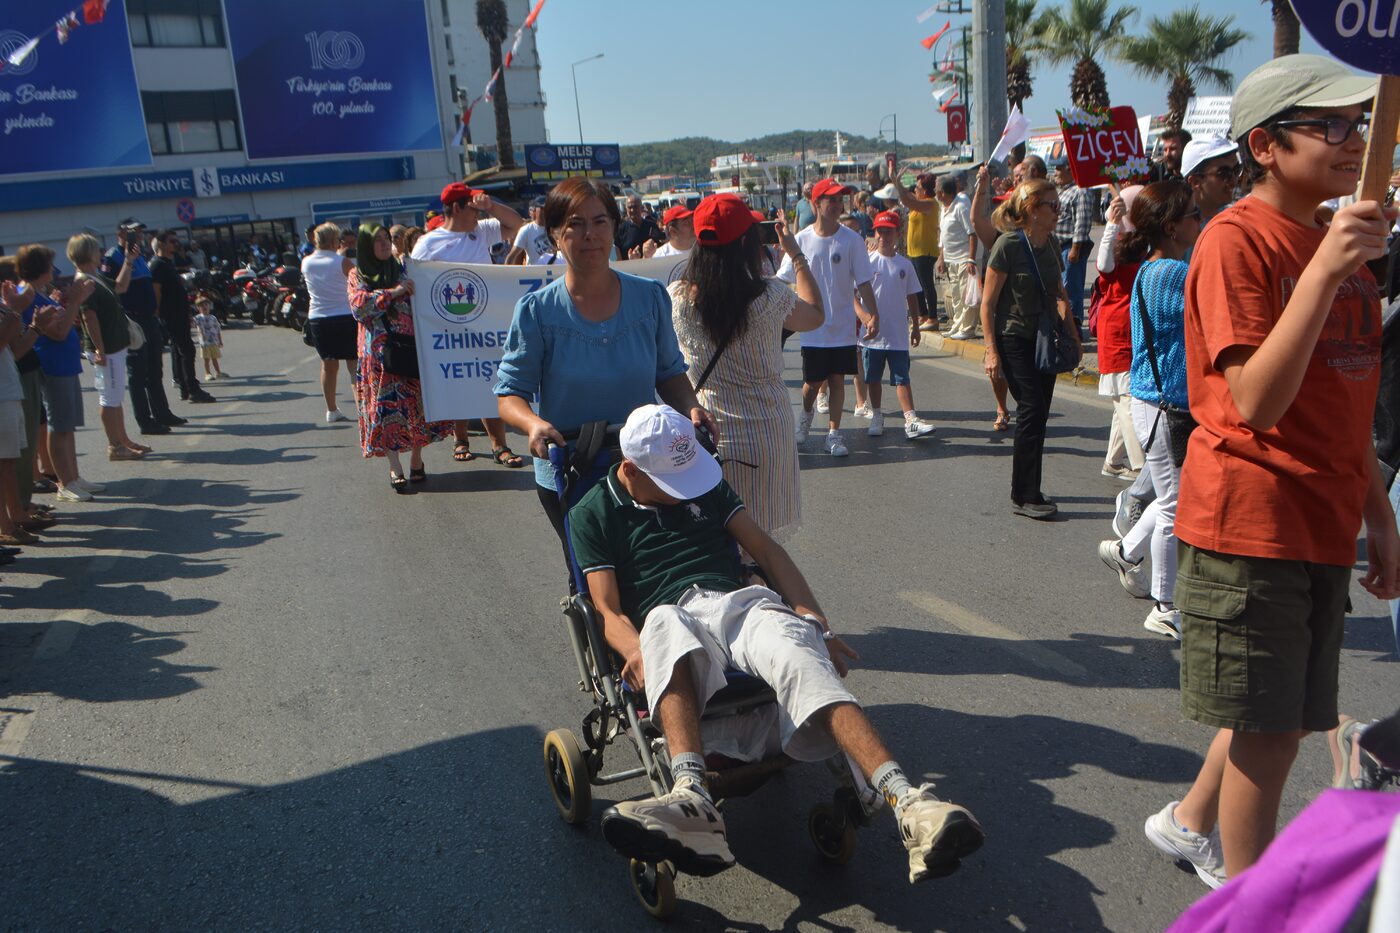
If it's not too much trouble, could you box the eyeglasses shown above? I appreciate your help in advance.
[1271,115,1370,145]
[1036,201,1061,213]
[1202,164,1242,181]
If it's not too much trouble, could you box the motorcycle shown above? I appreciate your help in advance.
[233,264,278,325]
[181,268,228,324]
[268,263,308,331]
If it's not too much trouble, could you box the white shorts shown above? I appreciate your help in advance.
[0,400,22,459]
[87,349,128,408]
[641,585,858,763]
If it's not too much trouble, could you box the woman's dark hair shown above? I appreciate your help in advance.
[15,244,54,282]
[680,227,768,347]
[915,173,937,197]
[355,223,400,290]
[0,257,17,284]
[1121,181,1194,257]
[542,177,622,247]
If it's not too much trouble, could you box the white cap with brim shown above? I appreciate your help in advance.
[620,404,722,501]
[874,183,899,200]
[1181,135,1239,177]
[1230,54,1376,142]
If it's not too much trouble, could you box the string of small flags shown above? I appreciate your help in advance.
[2,0,107,71]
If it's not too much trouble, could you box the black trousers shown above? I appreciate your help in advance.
[997,333,1057,505]
[910,254,939,320]
[166,318,199,397]
[538,484,577,594]
[126,316,174,426]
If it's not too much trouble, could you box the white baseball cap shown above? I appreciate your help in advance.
[619,404,722,500]
[1181,135,1239,178]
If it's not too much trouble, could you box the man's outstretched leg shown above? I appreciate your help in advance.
[821,702,984,882]
[601,651,736,876]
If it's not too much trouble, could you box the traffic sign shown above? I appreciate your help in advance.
[175,198,196,224]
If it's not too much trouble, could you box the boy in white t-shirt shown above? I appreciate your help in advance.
[862,212,936,439]
[507,196,556,265]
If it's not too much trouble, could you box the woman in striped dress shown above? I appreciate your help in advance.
[668,194,823,540]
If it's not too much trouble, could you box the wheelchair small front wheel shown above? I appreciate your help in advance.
[628,859,676,919]
[543,729,591,824]
[808,803,857,864]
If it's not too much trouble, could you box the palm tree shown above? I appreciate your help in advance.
[1006,0,1045,163]
[475,0,515,169]
[1038,0,1138,111]
[1265,0,1300,57]
[1119,7,1247,129]
[777,165,792,211]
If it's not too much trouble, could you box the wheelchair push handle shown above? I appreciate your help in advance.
[546,420,717,457]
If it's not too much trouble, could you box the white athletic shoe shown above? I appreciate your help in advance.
[325,409,351,424]
[825,430,849,457]
[904,417,936,439]
[1143,604,1182,639]
[816,388,830,413]
[71,477,105,494]
[853,403,873,419]
[601,783,735,877]
[55,485,92,502]
[1144,801,1226,889]
[1113,488,1146,539]
[868,411,885,436]
[795,409,814,444]
[1097,539,1150,598]
[897,784,985,883]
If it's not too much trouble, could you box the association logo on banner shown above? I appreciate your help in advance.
[428,268,490,325]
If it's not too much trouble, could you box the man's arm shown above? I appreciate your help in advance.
[477,192,524,244]
[584,568,647,690]
[854,281,879,341]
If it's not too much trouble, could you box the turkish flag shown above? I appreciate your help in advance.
[946,106,968,144]
[83,0,108,24]
[921,21,950,50]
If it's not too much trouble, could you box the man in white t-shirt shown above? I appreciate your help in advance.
[409,181,528,469]
[506,196,556,265]
[776,178,880,457]
[410,182,524,265]
[653,205,696,258]
[935,175,979,339]
[862,212,937,440]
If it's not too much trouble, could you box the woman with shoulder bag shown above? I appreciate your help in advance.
[979,180,1082,519]
[668,194,824,540]
[1096,181,1203,639]
[348,223,452,492]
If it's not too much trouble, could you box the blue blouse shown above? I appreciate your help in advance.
[1129,259,1189,409]
[494,271,688,487]
[22,289,83,378]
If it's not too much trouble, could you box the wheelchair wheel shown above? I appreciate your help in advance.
[628,859,676,919]
[543,729,591,824]
[808,803,856,864]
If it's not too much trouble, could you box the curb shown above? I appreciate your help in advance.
[916,332,1101,392]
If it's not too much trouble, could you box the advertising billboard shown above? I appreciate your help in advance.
[223,0,442,161]
[0,4,151,176]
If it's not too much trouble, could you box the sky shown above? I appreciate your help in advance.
[533,0,1332,148]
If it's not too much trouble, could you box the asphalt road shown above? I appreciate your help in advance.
[2,321,1395,932]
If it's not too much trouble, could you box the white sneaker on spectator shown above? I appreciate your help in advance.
[71,478,105,494]
[1144,801,1226,889]
[1144,604,1182,639]
[853,403,873,419]
[1097,539,1150,598]
[825,430,849,457]
[868,411,885,436]
[796,409,814,444]
[56,485,92,502]
[816,388,830,413]
[904,416,936,439]
[325,409,351,424]
[1113,488,1146,539]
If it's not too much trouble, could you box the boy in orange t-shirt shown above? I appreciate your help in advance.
[1142,55,1400,891]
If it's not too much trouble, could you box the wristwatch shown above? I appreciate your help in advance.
[800,613,835,640]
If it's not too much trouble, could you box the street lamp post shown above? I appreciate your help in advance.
[878,113,897,168]
[571,53,604,144]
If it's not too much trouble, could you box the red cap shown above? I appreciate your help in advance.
[440,182,481,206]
[693,194,756,247]
[872,211,901,230]
[811,178,854,201]
[425,214,445,231]
[661,205,694,227]
[992,193,1012,204]
[750,210,766,223]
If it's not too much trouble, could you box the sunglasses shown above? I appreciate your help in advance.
[1202,164,1242,181]
[1037,200,1061,213]
[1271,115,1370,145]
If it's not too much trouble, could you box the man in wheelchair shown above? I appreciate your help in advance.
[568,404,984,883]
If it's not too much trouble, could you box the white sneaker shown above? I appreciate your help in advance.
[795,409,814,444]
[897,784,985,883]
[325,409,351,424]
[904,416,936,439]
[1144,604,1182,639]
[601,783,735,877]
[853,403,873,419]
[1097,539,1150,598]
[1113,488,1147,539]
[55,485,92,502]
[816,388,830,414]
[1144,801,1226,889]
[868,411,885,436]
[71,478,105,494]
[825,430,849,457]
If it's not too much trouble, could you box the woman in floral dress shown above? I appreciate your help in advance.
[348,223,451,491]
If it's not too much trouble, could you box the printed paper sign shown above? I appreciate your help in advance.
[1057,105,1148,188]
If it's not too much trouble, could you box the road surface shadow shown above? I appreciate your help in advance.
[0,620,211,703]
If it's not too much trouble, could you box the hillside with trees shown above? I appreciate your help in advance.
[621,131,952,180]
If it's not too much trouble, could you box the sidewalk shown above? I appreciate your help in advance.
[915,329,1102,392]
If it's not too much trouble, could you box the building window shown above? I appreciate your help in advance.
[441,0,451,26]
[129,0,225,48]
[142,91,242,154]
[445,33,454,67]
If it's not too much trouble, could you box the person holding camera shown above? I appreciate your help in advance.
[101,220,181,435]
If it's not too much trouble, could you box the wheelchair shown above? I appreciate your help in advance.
[539,421,881,919]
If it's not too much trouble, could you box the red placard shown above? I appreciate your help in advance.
[1056,105,1148,188]
[946,105,967,144]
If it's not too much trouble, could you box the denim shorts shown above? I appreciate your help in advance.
[40,374,85,433]
[861,348,911,387]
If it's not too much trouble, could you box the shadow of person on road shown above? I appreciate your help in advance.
[0,620,212,702]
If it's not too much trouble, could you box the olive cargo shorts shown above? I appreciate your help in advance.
[1175,542,1350,733]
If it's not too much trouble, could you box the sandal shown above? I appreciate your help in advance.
[409,466,426,483]
[452,443,476,463]
[993,412,1011,432]
[492,446,525,468]
[108,445,144,461]
[389,472,409,493]
[125,441,154,454]
[19,515,57,531]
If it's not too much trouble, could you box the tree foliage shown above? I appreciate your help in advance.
[476,0,514,169]
[1038,0,1138,110]
[1119,6,1247,128]
[619,132,950,181]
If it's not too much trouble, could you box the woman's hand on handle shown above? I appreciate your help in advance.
[690,406,719,446]
[526,418,566,459]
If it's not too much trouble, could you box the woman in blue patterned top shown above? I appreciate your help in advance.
[1097,181,1202,640]
[495,177,717,578]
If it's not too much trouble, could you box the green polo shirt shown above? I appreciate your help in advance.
[569,464,746,623]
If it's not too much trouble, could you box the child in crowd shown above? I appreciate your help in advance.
[861,212,936,439]
[1144,55,1399,890]
[193,298,225,381]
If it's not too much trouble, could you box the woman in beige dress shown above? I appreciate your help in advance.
[669,194,823,540]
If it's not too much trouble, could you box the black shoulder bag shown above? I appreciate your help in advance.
[1133,272,1196,467]
[381,297,420,379]
[1019,232,1082,374]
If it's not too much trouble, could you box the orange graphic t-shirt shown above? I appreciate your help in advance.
[1177,197,1382,567]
